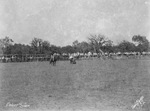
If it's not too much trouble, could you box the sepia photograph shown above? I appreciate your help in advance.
[0,0,150,111]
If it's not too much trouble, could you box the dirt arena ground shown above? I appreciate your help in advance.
[0,58,150,111]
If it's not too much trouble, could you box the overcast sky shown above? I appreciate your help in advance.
[0,0,149,46]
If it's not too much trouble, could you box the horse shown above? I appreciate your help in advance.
[49,55,57,66]
[69,57,76,64]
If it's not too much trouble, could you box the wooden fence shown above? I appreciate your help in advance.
[0,54,52,63]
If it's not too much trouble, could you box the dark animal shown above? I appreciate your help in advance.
[49,55,57,66]
[70,58,76,64]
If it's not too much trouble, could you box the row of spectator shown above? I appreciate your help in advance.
[0,51,150,63]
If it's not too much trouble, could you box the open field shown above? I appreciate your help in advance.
[0,58,150,111]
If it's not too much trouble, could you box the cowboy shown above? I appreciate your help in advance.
[69,54,76,64]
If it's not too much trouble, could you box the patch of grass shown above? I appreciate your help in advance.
[0,59,150,110]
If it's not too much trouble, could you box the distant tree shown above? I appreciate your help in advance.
[72,40,92,53]
[10,44,23,55]
[0,36,14,54]
[72,40,80,52]
[0,36,14,47]
[61,45,75,54]
[22,45,31,54]
[132,35,149,52]
[30,38,43,54]
[72,40,79,47]
[103,40,113,47]
[88,34,112,53]
[112,45,120,53]
[101,39,114,53]
[132,35,149,45]
[3,43,31,55]
[117,40,136,52]
[78,41,91,53]
[41,40,50,54]
[50,45,61,54]
[9,44,31,55]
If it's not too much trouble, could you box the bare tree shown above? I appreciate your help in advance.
[0,36,14,48]
[88,34,112,53]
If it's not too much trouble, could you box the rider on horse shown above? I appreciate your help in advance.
[69,54,76,64]
[49,54,57,65]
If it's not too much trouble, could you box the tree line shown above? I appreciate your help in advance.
[0,34,149,55]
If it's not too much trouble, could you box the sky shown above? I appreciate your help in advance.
[0,0,150,46]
